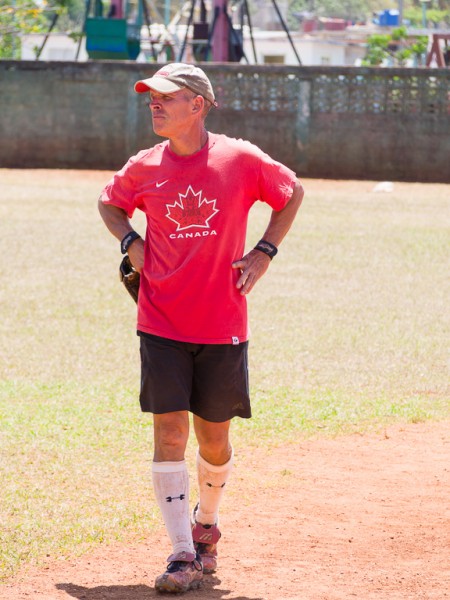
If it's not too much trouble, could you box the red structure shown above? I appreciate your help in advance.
[212,0,230,61]
[426,34,450,67]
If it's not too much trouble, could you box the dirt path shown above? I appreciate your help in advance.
[2,422,449,600]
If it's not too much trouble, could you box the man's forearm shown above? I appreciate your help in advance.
[232,181,304,295]
[98,200,145,271]
[261,181,304,247]
[98,200,135,242]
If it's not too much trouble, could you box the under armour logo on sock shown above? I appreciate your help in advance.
[165,494,186,502]
[206,482,226,488]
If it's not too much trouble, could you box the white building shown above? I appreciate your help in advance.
[242,28,367,66]
[21,33,88,61]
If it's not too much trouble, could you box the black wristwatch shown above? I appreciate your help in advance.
[120,231,141,254]
[254,239,278,260]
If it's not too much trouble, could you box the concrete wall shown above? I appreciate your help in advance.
[0,60,449,181]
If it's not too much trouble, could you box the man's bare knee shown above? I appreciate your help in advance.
[194,416,231,465]
[153,412,189,462]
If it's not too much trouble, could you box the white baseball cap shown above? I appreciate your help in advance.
[134,63,217,107]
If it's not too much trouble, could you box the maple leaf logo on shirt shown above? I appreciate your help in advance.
[166,186,219,231]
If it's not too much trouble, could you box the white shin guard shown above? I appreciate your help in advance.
[152,460,195,556]
[196,447,234,525]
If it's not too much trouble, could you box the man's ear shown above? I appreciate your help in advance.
[192,95,205,113]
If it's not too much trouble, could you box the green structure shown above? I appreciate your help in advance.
[85,0,143,60]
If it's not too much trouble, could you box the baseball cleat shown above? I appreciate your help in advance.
[192,505,221,574]
[155,551,203,594]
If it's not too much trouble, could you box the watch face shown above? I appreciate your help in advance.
[255,240,277,258]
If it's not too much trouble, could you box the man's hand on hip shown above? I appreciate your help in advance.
[128,238,145,273]
[232,249,271,296]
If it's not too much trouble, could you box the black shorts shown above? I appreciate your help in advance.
[138,332,251,422]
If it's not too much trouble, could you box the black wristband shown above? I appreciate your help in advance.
[120,231,141,255]
[254,239,278,260]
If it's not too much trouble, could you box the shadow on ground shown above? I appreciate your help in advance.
[56,580,265,600]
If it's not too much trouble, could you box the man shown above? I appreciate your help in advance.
[98,63,304,594]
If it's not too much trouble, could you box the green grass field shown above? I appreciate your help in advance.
[0,170,449,581]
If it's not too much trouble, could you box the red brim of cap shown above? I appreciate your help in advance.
[134,77,183,94]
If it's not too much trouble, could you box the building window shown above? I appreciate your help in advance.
[263,55,285,64]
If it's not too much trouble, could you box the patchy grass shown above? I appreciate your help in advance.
[0,170,449,580]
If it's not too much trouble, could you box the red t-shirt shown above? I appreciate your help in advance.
[100,133,297,344]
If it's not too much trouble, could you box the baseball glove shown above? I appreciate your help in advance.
[119,255,140,303]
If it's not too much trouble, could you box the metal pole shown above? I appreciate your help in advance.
[165,0,171,26]
[204,8,219,61]
[178,0,196,61]
[141,0,158,61]
[76,0,92,61]
[397,0,403,25]
[35,13,59,60]
[243,0,257,63]
[270,0,302,65]
[12,0,18,59]
[224,9,248,63]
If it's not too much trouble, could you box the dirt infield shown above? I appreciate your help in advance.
[1,421,448,600]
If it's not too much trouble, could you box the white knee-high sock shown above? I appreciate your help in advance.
[152,460,194,555]
[196,448,234,526]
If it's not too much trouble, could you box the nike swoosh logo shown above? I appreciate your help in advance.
[156,180,169,188]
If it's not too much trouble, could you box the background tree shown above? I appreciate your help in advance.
[287,0,449,29]
[0,0,51,57]
[403,5,449,28]
[362,25,428,65]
